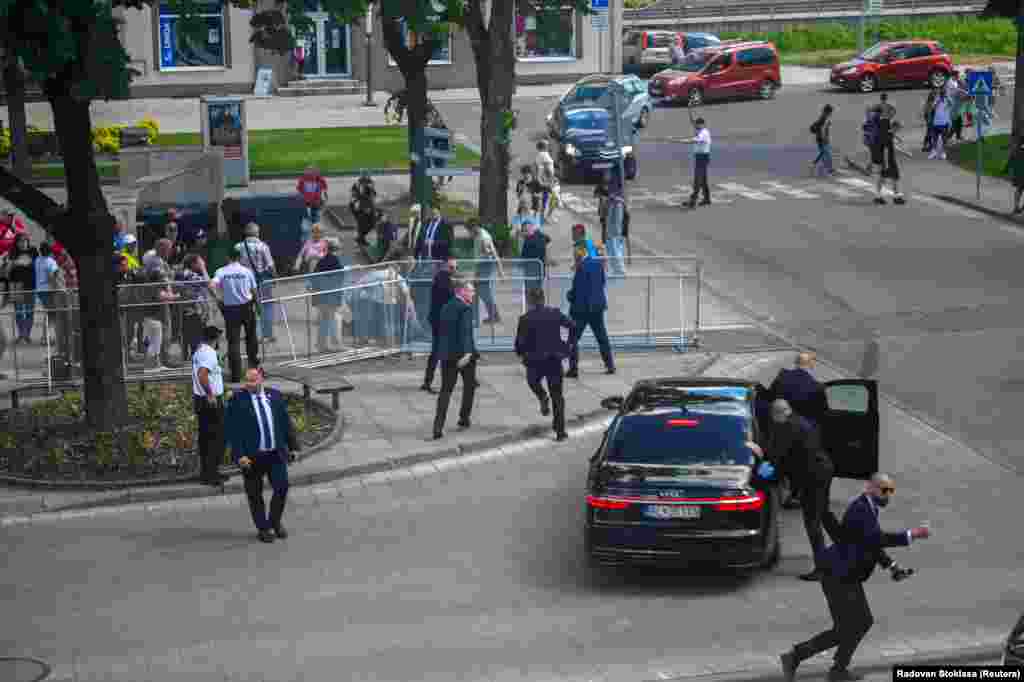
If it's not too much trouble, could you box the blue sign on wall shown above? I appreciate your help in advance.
[591,0,609,8]
[159,16,176,68]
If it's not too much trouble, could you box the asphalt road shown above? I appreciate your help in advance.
[438,81,1024,476]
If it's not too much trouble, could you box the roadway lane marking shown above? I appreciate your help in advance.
[816,182,865,199]
[837,175,997,219]
[716,182,774,200]
[759,181,820,198]
[672,185,734,204]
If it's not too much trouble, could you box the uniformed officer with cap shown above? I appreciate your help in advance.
[209,245,259,383]
[192,324,228,485]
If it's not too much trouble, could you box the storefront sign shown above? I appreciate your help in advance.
[159,16,176,68]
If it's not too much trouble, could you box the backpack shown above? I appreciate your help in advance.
[810,119,822,136]
[862,111,881,147]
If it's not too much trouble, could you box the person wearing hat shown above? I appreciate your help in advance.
[192,324,228,486]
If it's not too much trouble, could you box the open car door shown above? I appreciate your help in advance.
[821,379,879,480]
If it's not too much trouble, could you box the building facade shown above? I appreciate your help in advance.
[112,1,624,98]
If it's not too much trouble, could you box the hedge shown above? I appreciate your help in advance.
[0,117,161,157]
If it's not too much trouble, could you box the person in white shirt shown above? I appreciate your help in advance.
[686,116,712,208]
[192,325,227,486]
[209,247,260,383]
[928,91,952,160]
[236,222,278,343]
[535,140,561,222]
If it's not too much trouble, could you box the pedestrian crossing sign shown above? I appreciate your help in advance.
[967,70,993,96]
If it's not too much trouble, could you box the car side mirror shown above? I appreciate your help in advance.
[600,396,624,410]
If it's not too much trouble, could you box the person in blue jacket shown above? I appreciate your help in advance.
[225,368,298,543]
[566,248,614,378]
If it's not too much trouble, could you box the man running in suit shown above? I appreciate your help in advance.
[432,278,478,439]
[515,288,575,441]
[566,248,615,378]
[781,473,931,682]
[226,368,298,543]
[421,257,457,393]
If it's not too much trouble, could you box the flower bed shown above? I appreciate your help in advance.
[0,383,334,484]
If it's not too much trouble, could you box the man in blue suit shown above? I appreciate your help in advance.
[770,351,828,424]
[432,277,479,439]
[515,287,575,441]
[781,473,931,682]
[566,249,614,378]
[226,368,298,543]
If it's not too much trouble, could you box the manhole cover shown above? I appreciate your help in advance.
[0,657,51,681]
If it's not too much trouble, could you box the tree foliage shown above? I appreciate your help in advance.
[980,0,1019,18]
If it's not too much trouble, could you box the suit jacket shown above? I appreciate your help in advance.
[415,218,451,262]
[820,493,910,583]
[428,269,455,326]
[567,256,607,315]
[225,387,298,462]
[437,297,476,361]
[770,368,828,423]
[769,414,832,487]
[520,231,550,265]
[515,305,574,365]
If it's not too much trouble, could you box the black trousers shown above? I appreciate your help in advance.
[423,320,442,387]
[193,396,224,480]
[800,471,844,564]
[690,154,711,203]
[242,451,290,531]
[433,356,477,435]
[794,577,874,670]
[526,357,566,435]
[223,303,259,382]
[569,310,614,373]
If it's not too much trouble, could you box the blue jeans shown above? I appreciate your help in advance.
[569,309,614,373]
[316,304,339,348]
[14,297,34,340]
[306,205,322,224]
[475,262,499,321]
[813,142,833,174]
[605,237,626,276]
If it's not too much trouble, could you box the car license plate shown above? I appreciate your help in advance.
[592,162,612,170]
[645,505,701,520]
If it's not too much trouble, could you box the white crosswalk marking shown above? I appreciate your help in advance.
[816,183,865,199]
[839,176,897,197]
[759,181,819,199]
[716,182,774,200]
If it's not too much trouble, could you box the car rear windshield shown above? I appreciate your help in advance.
[608,405,754,466]
[565,110,609,130]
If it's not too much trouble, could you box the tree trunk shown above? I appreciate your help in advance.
[380,17,432,201]
[1012,7,1024,146]
[405,69,429,201]
[48,92,127,430]
[2,54,32,180]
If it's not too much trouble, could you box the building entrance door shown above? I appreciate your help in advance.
[299,4,350,77]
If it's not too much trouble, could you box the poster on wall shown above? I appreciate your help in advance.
[159,16,176,68]
[208,101,243,158]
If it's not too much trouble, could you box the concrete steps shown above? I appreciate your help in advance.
[277,78,365,97]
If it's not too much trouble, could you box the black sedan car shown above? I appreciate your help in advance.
[585,377,881,570]
[1003,613,1024,665]
[548,105,638,183]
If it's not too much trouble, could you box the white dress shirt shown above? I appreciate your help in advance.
[693,128,712,155]
[251,391,277,452]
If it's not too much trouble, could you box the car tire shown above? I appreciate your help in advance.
[760,489,782,569]
[929,69,949,89]
[687,88,704,107]
[758,80,776,100]
[638,106,650,129]
[557,156,574,184]
[858,74,877,93]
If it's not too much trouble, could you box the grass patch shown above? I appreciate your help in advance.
[31,161,119,180]
[947,133,1014,180]
[157,126,480,175]
[721,16,1016,57]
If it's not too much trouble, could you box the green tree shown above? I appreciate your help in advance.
[982,0,1023,146]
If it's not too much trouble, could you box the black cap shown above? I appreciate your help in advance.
[203,325,222,341]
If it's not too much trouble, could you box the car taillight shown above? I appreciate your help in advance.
[714,490,765,512]
[642,33,648,49]
[587,495,631,510]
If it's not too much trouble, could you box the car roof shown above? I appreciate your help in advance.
[702,40,775,54]
[634,377,757,389]
[879,39,936,46]
[625,378,756,409]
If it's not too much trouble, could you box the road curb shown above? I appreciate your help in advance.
[931,193,1023,225]
[654,642,1003,682]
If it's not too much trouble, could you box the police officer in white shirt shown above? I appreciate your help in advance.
[192,325,228,485]
[209,247,259,383]
[687,116,712,209]
[236,222,278,343]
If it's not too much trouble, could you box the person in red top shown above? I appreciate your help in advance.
[0,210,28,258]
[297,166,328,225]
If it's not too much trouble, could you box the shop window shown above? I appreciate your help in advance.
[515,1,576,61]
[157,1,227,70]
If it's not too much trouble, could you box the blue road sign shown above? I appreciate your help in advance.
[591,0,609,8]
[966,70,993,97]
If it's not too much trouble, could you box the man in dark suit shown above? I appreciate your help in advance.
[515,288,575,441]
[770,398,842,581]
[415,207,450,263]
[566,250,614,378]
[421,257,457,393]
[432,277,478,439]
[770,351,828,425]
[226,367,299,543]
[781,473,931,682]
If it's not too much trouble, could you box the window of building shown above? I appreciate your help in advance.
[387,21,452,65]
[157,1,227,70]
[515,1,576,61]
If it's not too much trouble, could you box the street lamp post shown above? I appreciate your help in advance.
[363,3,376,107]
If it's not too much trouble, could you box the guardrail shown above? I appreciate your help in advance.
[625,0,981,24]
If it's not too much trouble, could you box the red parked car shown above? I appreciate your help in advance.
[648,41,781,107]
[830,40,953,93]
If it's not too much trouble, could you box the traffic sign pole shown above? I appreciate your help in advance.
[969,75,993,200]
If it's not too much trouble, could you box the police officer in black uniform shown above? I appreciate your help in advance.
[514,288,575,441]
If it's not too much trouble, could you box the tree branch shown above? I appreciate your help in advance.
[0,167,67,235]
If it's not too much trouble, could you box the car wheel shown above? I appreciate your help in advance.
[687,88,704,107]
[758,80,776,100]
[858,74,877,93]
[557,156,573,183]
[638,106,650,129]
[929,69,949,89]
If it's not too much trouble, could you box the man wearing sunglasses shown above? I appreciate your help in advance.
[781,473,931,682]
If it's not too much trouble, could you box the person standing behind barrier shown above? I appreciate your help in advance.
[294,223,327,274]
[432,278,479,439]
[468,218,503,326]
[209,246,260,383]
[535,140,560,223]
[178,254,212,360]
[47,235,78,362]
[140,259,180,373]
[237,223,277,344]
[1,234,37,345]
[515,287,574,441]
[928,89,952,161]
[312,238,345,352]
[686,117,712,209]
[192,324,227,486]
[421,256,456,394]
[412,207,450,340]
[566,248,615,379]
[604,173,627,277]
[519,216,550,291]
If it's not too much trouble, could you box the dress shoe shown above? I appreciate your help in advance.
[539,395,550,416]
[555,432,569,442]
[565,369,579,379]
[605,367,616,375]
[273,524,288,539]
[699,199,711,206]
[780,651,799,682]
[799,569,824,581]
[457,419,471,429]
[827,669,864,682]
[432,432,443,440]
[420,383,436,394]
[258,529,275,543]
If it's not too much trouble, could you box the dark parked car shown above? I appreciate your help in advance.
[585,377,880,570]
[549,105,638,183]
[1003,613,1024,665]
[830,40,953,93]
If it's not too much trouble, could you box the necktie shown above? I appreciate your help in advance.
[427,220,438,259]
[256,393,275,451]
